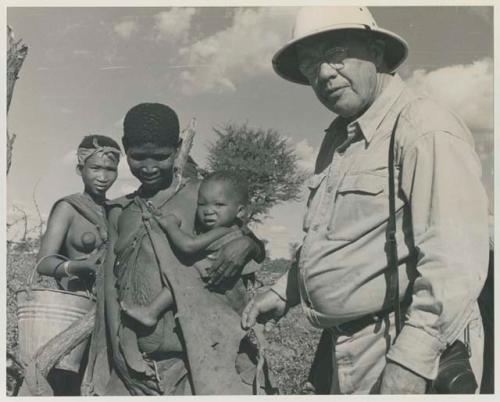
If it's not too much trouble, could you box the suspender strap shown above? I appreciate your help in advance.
[387,114,403,336]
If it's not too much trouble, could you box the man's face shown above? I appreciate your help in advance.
[126,142,177,192]
[297,34,381,118]
[196,180,244,231]
[79,153,118,198]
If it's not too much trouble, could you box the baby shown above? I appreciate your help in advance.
[121,171,253,327]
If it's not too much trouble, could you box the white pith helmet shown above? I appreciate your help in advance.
[273,6,408,85]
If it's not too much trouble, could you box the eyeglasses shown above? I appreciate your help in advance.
[298,47,348,81]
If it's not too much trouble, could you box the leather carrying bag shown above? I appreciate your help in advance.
[386,114,478,394]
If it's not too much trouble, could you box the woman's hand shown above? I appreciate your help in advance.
[206,236,257,287]
[66,250,103,278]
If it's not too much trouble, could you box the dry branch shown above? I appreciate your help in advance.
[7,25,28,175]
[7,132,17,174]
[172,118,196,191]
[7,25,28,113]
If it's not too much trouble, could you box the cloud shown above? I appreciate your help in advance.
[253,222,295,259]
[154,8,196,42]
[178,7,296,94]
[294,139,316,172]
[252,211,305,259]
[407,58,493,132]
[99,66,132,71]
[114,20,138,39]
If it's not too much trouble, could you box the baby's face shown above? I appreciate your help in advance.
[197,181,243,231]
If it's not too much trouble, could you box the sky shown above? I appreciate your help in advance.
[6,5,494,258]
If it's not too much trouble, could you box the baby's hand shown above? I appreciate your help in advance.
[158,214,181,230]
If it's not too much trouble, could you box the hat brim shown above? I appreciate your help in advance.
[272,26,408,85]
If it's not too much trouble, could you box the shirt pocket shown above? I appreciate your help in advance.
[327,173,388,241]
[303,172,326,232]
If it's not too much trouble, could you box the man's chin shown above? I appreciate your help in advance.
[329,101,361,118]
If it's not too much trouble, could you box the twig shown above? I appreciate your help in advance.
[32,178,45,240]
[172,118,196,192]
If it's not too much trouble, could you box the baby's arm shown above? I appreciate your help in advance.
[157,214,234,254]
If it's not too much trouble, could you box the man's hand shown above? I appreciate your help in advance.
[241,290,288,329]
[379,361,427,394]
[206,236,256,287]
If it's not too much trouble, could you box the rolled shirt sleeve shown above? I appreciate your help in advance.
[386,128,490,379]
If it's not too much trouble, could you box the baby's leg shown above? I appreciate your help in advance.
[121,288,173,327]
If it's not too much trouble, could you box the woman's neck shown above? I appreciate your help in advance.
[83,190,105,205]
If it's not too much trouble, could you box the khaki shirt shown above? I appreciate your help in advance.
[272,74,489,379]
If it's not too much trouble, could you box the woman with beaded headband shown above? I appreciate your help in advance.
[34,134,121,395]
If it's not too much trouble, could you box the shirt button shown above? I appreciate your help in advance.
[327,186,333,193]
[312,224,319,231]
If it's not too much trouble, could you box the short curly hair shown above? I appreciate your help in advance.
[202,171,249,205]
[122,103,180,150]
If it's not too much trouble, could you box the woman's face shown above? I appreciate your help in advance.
[126,142,177,192]
[79,153,118,198]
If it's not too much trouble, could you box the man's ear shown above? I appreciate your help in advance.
[75,164,83,176]
[370,39,386,71]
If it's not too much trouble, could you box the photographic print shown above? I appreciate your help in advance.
[5,2,494,396]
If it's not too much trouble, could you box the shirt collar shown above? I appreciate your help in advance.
[325,74,406,144]
[356,74,406,143]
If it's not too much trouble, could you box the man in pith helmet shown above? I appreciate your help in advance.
[242,6,488,394]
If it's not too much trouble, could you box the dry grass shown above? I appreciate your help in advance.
[254,259,322,394]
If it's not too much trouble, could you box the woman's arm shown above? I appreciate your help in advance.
[158,214,234,254]
[37,202,73,277]
[37,201,98,279]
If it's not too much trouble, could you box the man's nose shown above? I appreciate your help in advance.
[317,61,340,80]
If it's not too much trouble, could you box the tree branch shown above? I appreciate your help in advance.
[7,26,28,175]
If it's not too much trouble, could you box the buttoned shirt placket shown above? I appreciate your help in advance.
[298,122,362,326]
